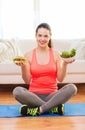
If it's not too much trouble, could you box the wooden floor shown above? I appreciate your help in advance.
[0,83,85,130]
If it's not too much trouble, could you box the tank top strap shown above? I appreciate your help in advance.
[49,48,55,63]
[31,48,36,63]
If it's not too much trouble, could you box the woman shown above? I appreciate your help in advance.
[13,23,77,116]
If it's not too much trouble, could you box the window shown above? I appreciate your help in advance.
[0,0,85,39]
[0,0,34,39]
[40,0,85,39]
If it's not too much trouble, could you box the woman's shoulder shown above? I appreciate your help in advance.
[25,50,32,56]
[24,48,35,56]
[24,48,35,62]
[51,48,60,56]
[51,48,61,61]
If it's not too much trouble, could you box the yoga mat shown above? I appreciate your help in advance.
[0,103,85,118]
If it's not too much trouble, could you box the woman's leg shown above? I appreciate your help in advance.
[13,84,77,116]
[13,86,46,107]
[40,84,77,113]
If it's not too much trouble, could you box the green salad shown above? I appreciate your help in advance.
[60,48,76,58]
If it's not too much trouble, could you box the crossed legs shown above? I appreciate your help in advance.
[13,83,77,114]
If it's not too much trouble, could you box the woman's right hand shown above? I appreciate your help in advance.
[13,56,27,66]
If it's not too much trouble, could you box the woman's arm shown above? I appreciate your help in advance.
[57,57,67,82]
[54,51,75,82]
[21,61,31,84]
[13,52,32,84]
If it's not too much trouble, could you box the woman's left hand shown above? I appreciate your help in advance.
[63,58,75,64]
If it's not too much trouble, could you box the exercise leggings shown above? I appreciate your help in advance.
[13,83,77,113]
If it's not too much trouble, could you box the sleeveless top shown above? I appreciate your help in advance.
[29,48,58,94]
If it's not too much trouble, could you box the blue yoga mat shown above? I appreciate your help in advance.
[0,103,85,118]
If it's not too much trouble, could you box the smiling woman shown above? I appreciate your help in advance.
[12,23,77,117]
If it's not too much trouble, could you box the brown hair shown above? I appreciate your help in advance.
[35,23,53,48]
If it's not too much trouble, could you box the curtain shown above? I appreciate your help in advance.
[0,0,34,39]
[0,0,85,39]
[40,0,85,39]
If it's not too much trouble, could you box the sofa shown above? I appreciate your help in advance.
[0,38,85,84]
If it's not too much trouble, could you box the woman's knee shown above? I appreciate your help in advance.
[69,83,77,95]
[13,86,22,98]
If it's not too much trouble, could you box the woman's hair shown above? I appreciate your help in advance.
[35,23,52,48]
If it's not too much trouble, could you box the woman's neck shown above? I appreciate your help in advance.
[37,46,49,52]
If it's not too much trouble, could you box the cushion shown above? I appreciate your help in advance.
[70,39,85,60]
[0,39,23,63]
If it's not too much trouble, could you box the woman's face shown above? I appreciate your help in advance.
[36,27,51,48]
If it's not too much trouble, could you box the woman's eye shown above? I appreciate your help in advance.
[37,34,49,38]
[44,35,48,38]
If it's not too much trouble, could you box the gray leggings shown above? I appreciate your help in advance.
[13,83,77,113]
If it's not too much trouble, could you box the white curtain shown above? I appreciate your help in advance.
[0,0,85,39]
[40,0,85,39]
[0,0,35,39]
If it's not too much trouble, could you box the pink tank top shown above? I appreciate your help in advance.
[29,48,58,94]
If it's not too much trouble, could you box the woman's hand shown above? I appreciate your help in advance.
[63,58,75,65]
[13,56,27,66]
[13,55,31,84]
[56,54,75,82]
